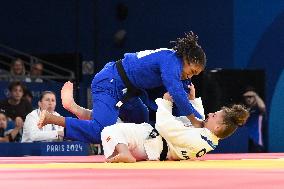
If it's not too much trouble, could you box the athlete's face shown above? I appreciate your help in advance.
[181,58,204,80]
[204,110,225,135]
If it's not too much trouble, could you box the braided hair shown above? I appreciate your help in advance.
[172,31,206,68]
[217,104,249,139]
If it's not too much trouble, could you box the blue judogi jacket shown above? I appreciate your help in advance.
[121,48,197,116]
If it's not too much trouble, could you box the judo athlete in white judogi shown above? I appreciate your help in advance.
[101,93,249,163]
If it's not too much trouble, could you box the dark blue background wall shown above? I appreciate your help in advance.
[0,0,95,59]
[234,1,284,152]
[0,0,233,69]
[93,0,233,70]
[0,0,283,152]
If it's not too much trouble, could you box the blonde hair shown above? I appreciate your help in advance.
[10,58,26,76]
[217,104,249,139]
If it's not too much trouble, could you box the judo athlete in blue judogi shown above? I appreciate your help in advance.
[37,31,207,144]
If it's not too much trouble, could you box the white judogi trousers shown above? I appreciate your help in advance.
[101,122,162,160]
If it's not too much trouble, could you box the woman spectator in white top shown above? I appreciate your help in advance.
[21,91,64,142]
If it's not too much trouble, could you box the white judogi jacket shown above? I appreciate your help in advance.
[21,109,64,142]
[144,98,219,160]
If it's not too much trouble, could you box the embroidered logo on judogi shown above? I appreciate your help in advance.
[106,136,111,142]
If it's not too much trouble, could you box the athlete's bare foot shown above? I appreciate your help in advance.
[106,153,136,163]
[61,81,75,112]
[37,110,49,129]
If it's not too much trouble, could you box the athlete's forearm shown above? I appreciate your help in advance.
[155,98,186,138]
[186,114,203,128]
[255,95,266,113]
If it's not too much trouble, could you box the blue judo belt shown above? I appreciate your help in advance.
[116,60,168,160]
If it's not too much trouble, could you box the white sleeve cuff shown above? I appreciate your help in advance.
[189,97,205,120]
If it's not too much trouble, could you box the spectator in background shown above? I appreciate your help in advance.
[23,87,34,106]
[21,91,64,142]
[0,110,23,142]
[0,81,33,142]
[0,68,11,81]
[10,58,27,82]
[242,87,267,153]
[25,62,44,83]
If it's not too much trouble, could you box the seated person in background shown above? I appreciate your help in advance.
[0,81,33,141]
[25,62,44,83]
[101,90,249,163]
[0,110,23,142]
[23,86,34,107]
[21,91,64,142]
[9,58,27,82]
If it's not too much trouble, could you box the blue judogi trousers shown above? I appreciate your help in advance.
[64,62,149,144]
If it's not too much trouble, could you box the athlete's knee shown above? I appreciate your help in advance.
[101,126,108,136]
[101,126,112,137]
